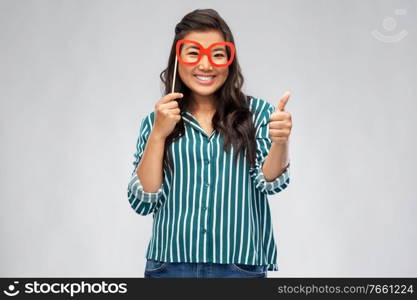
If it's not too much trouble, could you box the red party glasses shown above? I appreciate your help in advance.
[175,39,235,67]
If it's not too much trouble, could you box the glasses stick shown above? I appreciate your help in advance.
[171,56,178,94]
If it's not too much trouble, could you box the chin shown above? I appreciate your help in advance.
[185,82,216,94]
[192,87,218,95]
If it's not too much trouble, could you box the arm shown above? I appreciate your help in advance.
[249,99,290,195]
[137,131,166,193]
[127,114,165,216]
[263,91,292,181]
[262,141,290,181]
[128,92,183,215]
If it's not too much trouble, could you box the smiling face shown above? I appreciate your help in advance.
[177,30,230,102]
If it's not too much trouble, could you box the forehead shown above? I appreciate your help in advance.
[182,30,225,48]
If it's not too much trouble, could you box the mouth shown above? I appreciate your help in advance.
[193,74,216,85]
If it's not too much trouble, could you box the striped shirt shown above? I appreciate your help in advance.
[127,97,290,271]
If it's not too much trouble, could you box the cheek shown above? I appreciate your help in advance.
[218,69,229,83]
[212,65,227,77]
[178,65,193,80]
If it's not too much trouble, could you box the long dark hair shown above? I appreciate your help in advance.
[160,8,257,171]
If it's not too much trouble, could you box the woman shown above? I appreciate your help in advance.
[127,8,292,278]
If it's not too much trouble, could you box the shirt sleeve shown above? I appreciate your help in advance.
[127,113,163,215]
[249,99,290,195]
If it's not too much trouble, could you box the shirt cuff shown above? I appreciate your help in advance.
[252,162,290,193]
[128,172,163,203]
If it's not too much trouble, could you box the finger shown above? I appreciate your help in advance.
[277,91,291,111]
[270,110,291,121]
[167,108,181,115]
[269,128,289,137]
[269,120,289,129]
[160,92,184,104]
[162,100,179,109]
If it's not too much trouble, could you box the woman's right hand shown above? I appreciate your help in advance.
[151,92,184,140]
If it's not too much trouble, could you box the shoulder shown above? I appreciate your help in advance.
[248,96,276,126]
[248,96,275,115]
[137,110,156,135]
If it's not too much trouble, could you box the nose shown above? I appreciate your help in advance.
[199,54,212,69]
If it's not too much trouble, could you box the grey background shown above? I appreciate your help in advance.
[1,0,416,277]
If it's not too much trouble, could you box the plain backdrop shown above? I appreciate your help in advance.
[0,0,416,277]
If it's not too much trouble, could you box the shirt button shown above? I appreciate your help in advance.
[202,229,207,233]
[202,206,207,211]
[204,183,209,188]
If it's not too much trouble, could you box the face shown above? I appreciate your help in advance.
[177,30,230,100]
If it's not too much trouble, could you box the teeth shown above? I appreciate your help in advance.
[195,75,214,81]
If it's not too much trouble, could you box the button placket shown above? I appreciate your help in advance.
[202,138,211,238]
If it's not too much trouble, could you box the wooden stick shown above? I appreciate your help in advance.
[171,56,178,94]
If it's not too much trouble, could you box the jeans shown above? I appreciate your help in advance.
[144,259,268,278]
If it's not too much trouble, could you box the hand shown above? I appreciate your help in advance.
[152,92,183,140]
[268,91,292,144]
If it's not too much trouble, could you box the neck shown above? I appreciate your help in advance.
[189,93,216,114]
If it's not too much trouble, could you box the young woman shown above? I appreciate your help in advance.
[127,8,292,278]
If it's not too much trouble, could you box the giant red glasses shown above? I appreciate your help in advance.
[176,39,235,67]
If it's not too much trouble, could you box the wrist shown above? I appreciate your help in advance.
[271,140,289,148]
[149,130,167,142]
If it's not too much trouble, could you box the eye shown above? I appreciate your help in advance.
[187,51,199,55]
[214,53,225,57]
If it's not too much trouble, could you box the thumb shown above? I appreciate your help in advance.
[277,91,291,111]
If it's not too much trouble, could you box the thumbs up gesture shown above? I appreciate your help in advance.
[269,91,292,144]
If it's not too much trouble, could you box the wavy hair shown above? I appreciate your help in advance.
[160,8,257,170]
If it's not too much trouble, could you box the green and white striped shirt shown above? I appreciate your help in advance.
[127,97,290,271]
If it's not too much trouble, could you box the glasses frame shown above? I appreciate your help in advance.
[175,39,235,68]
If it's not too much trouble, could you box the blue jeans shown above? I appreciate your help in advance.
[144,259,268,278]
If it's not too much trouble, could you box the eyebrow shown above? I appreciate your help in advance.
[212,46,226,51]
[184,45,227,51]
[185,45,200,50]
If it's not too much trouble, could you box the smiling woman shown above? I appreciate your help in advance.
[160,10,259,169]
[127,8,291,278]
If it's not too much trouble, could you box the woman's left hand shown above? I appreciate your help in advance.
[268,91,292,144]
